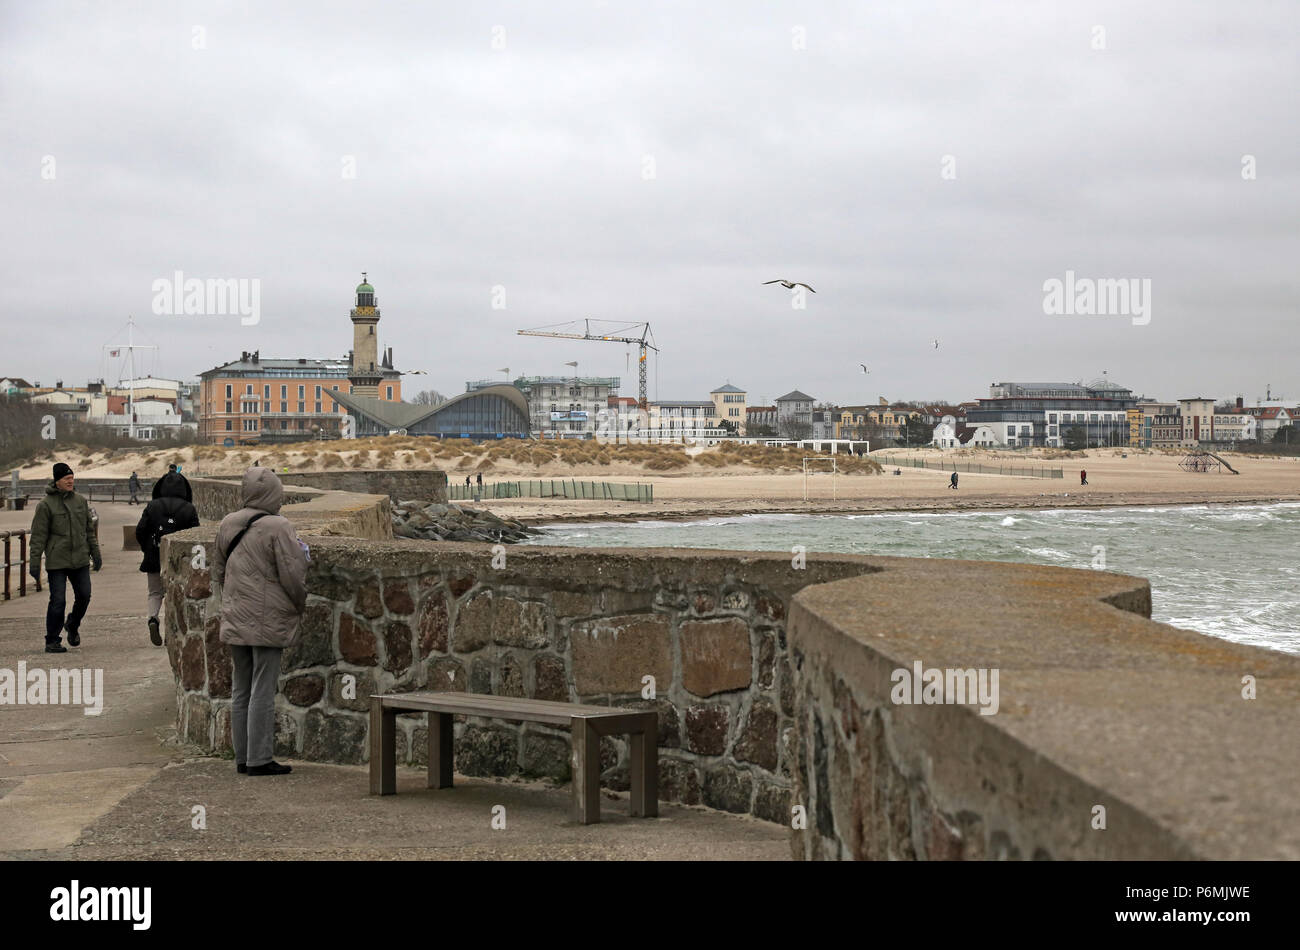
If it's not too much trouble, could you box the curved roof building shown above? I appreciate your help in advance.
[332,384,529,439]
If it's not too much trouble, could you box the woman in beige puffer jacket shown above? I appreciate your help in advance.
[213,467,308,776]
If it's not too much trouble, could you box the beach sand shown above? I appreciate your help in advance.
[478,451,1300,522]
[18,443,1298,524]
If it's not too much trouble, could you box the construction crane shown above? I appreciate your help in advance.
[517,320,658,410]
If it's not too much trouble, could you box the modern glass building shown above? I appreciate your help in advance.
[969,381,1138,448]
[412,388,530,438]
[332,385,529,440]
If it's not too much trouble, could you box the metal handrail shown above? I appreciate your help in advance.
[0,529,41,600]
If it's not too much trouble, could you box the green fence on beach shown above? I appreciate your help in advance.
[873,456,1064,479]
[448,480,654,501]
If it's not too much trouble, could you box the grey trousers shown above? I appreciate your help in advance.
[230,645,282,768]
[146,572,164,620]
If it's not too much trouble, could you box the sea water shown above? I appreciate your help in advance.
[525,502,1300,655]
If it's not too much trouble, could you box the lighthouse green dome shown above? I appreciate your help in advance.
[356,280,374,294]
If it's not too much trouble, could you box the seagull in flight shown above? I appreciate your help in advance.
[763,279,816,293]
[932,339,940,349]
[859,364,869,374]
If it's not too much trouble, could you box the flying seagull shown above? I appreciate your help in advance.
[763,279,816,293]
[859,364,869,374]
[932,339,940,349]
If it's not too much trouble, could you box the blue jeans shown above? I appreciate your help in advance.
[45,566,92,645]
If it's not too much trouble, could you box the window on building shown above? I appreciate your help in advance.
[225,420,232,431]
[297,402,305,413]
[246,384,253,394]
[298,385,305,398]
[225,401,232,413]
[263,401,270,412]
[280,401,287,413]
[264,385,271,398]
[386,386,393,400]
[225,384,232,398]
[314,401,322,413]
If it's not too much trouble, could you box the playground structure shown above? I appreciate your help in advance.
[1179,450,1240,474]
[802,456,837,501]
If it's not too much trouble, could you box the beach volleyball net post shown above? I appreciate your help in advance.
[803,456,837,501]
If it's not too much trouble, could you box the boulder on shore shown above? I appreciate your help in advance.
[392,500,536,544]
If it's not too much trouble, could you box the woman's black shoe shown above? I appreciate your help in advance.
[246,761,292,776]
[45,643,67,653]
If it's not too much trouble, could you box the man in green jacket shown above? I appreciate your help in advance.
[29,462,102,653]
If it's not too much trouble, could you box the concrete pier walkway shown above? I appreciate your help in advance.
[0,502,786,860]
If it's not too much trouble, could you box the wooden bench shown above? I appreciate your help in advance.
[369,692,658,825]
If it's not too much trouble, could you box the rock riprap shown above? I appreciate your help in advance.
[392,501,536,543]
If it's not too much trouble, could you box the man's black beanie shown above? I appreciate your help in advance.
[53,462,74,481]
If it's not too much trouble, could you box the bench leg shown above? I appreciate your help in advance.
[369,698,396,795]
[629,729,658,818]
[571,717,600,824]
[428,711,454,789]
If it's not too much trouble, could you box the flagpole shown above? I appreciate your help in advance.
[106,320,156,443]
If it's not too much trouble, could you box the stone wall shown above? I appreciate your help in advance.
[161,481,1300,856]
[163,534,870,821]
[188,477,392,541]
[203,469,447,504]
[786,559,1300,860]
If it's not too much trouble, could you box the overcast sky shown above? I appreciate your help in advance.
[2,1,1296,407]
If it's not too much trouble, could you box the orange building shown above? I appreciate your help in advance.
[198,276,402,444]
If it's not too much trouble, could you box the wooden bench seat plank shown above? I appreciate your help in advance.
[375,692,645,723]
[368,691,658,825]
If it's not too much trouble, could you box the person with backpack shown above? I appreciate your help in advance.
[1080,468,1088,486]
[153,464,193,502]
[135,472,199,646]
[128,471,141,505]
[213,467,308,777]
[950,471,959,490]
[29,462,102,653]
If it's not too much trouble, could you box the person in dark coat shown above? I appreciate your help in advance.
[29,462,102,652]
[135,473,199,646]
[152,464,193,502]
[950,471,959,490]
[128,471,141,505]
[1080,469,1088,486]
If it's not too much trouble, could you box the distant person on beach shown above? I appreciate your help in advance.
[476,473,483,487]
[950,472,959,490]
[213,468,308,777]
[135,472,199,646]
[29,463,102,653]
[465,475,471,489]
[1080,469,1088,486]
[128,471,141,505]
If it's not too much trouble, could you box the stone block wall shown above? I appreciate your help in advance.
[161,480,1300,857]
[188,477,392,541]
[786,560,1300,860]
[164,537,870,822]
[202,469,448,504]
